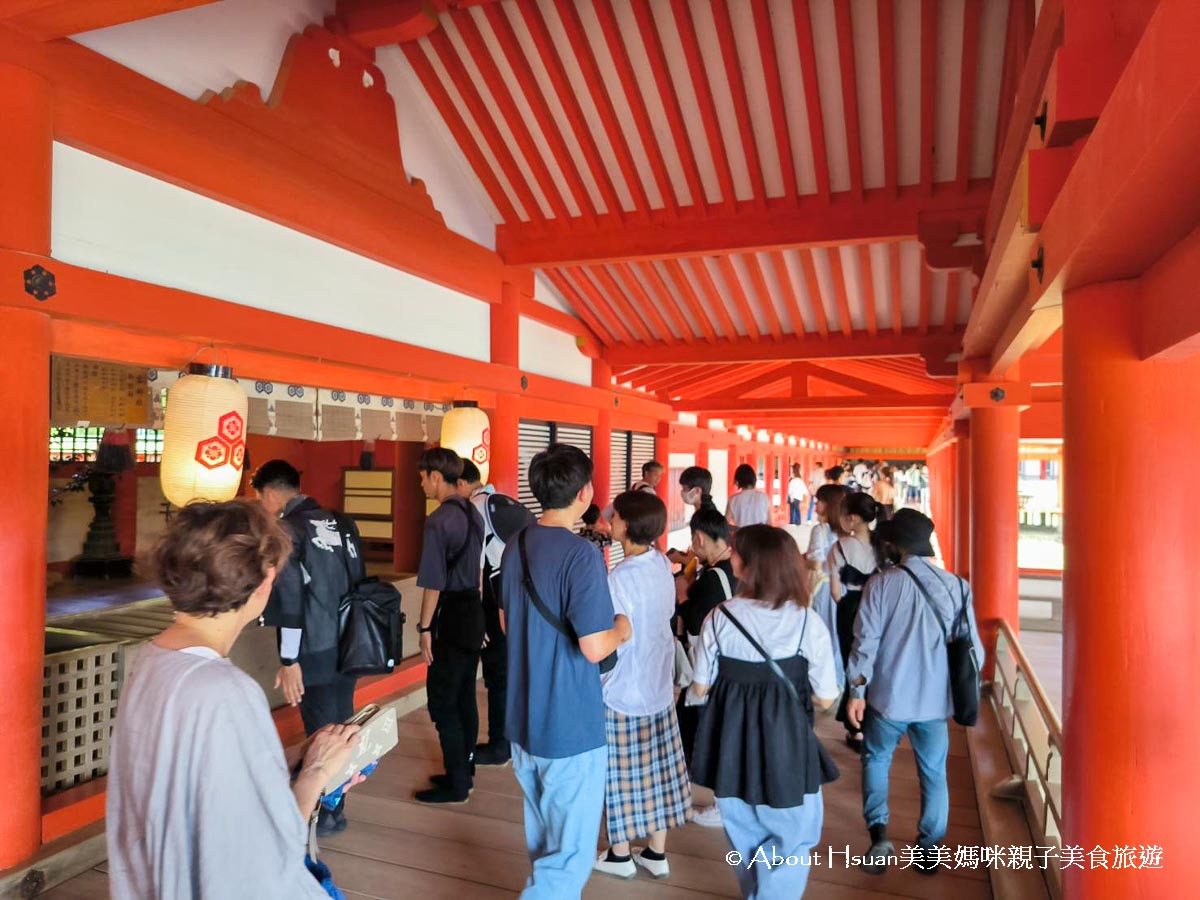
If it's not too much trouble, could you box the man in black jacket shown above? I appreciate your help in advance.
[252,459,365,835]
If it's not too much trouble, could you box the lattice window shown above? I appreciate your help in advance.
[135,428,164,463]
[48,427,104,463]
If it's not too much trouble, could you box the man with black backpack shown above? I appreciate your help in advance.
[252,459,366,837]
[415,448,485,804]
[844,509,984,876]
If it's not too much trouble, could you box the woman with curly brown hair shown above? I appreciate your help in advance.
[106,500,362,899]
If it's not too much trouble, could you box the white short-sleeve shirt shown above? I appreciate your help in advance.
[690,598,839,703]
[727,489,771,527]
[601,549,677,717]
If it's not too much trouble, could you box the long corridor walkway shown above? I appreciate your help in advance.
[46,689,988,900]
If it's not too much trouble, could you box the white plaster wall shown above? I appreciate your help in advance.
[533,271,577,316]
[51,144,491,362]
[518,317,591,386]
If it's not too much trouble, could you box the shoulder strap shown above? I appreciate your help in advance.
[445,497,482,570]
[713,566,733,601]
[718,606,802,707]
[518,529,575,640]
[899,564,950,642]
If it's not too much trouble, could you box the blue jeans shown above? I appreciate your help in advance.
[718,791,824,899]
[806,496,816,521]
[788,500,802,525]
[511,742,607,899]
[861,711,949,847]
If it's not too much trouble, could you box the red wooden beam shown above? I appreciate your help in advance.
[799,360,905,395]
[339,0,440,47]
[877,0,899,195]
[793,0,832,200]
[918,251,933,334]
[751,0,798,202]
[742,253,785,341]
[955,0,983,192]
[451,12,572,222]
[715,255,765,342]
[991,0,1033,173]
[663,259,720,344]
[542,268,619,345]
[400,42,519,223]
[833,0,864,198]
[517,292,600,352]
[591,264,674,346]
[426,27,543,221]
[613,262,690,341]
[0,0,218,41]
[678,393,956,414]
[496,181,994,265]
[920,0,938,193]
[671,0,737,209]
[657,363,781,398]
[688,363,798,399]
[712,0,767,208]
[636,260,702,342]
[569,266,654,344]
[603,328,963,365]
[798,248,831,338]
[768,251,807,336]
[516,0,625,219]
[943,269,962,333]
[826,247,856,338]
[1140,225,1200,360]
[685,257,741,340]
[889,241,904,335]
[629,0,708,211]
[592,0,678,217]
[858,244,878,336]
[552,0,650,221]
[482,2,598,223]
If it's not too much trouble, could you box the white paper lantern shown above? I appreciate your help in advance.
[160,365,249,507]
[440,401,490,485]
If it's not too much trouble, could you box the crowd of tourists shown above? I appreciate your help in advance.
[103,443,981,900]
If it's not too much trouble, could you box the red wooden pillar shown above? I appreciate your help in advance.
[0,64,53,869]
[954,422,972,577]
[1062,282,1199,899]
[487,280,521,498]
[969,386,1020,678]
[655,423,672,550]
[592,361,612,509]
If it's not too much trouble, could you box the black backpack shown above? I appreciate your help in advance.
[480,492,536,602]
[334,519,405,677]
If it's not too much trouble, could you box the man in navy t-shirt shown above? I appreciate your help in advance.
[500,443,631,898]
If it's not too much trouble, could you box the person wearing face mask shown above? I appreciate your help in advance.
[666,466,720,571]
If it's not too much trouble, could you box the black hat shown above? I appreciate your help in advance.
[876,508,936,556]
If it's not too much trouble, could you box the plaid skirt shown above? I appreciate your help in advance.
[603,705,693,844]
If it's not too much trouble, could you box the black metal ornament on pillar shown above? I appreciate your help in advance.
[72,429,135,579]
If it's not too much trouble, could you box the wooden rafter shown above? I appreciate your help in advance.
[636,260,703,342]
[591,265,674,346]
[920,0,938,193]
[481,2,598,223]
[711,0,767,209]
[614,262,690,341]
[768,252,806,336]
[793,0,831,201]
[715,256,764,342]
[0,0,219,40]
[742,254,784,341]
[401,42,519,223]
[691,363,798,399]
[571,265,654,344]
[889,241,903,335]
[751,0,798,202]
[878,0,899,195]
[833,0,864,197]
[663,259,720,344]
[857,244,878,336]
[671,0,737,209]
[685,257,740,340]
[826,248,855,338]
[918,251,933,334]
[559,267,635,344]
[956,0,983,192]
[797,248,830,338]
[944,269,962,334]
[542,268,617,345]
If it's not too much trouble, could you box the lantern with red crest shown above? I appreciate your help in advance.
[160,363,248,507]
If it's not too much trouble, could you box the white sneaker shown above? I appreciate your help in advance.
[692,805,723,828]
[593,850,636,879]
[633,849,670,879]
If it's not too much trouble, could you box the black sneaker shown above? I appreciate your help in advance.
[429,773,474,794]
[473,742,511,766]
[415,784,470,805]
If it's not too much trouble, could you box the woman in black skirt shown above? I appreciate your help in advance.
[688,526,839,898]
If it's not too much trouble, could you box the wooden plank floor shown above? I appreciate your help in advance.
[46,690,989,899]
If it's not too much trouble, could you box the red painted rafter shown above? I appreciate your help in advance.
[614,262,691,341]
[516,0,626,219]
[571,265,654,344]
[826,248,856,338]
[715,256,765,342]
[671,0,737,209]
[591,264,674,345]
[743,254,785,341]
[799,361,901,395]
[877,0,899,195]
[542,268,618,344]
[426,28,543,220]
[630,0,708,210]
[943,269,962,333]
[692,363,797,399]
[552,0,651,221]
[833,0,864,197]
[919,0,938,193]
[481,3,598,224]
[793,0,832,201]
[751,0,798,202]
[637,261,704,342]
[642,363,740,395]
[668,363,787,398]
[592,0,679,217]
[400,43,519,223]
[992,0,1034,170]
[858,244,878,336]
[663,259,720,344]
[956,0,983,192]
[685,257,740,340]
[918,251,932,334]
[711,0,767,209]
[450,13,572,222]
[889,241,903,335]
[560,267,637,345]
[768,251,807,336]
[797,248,831,338]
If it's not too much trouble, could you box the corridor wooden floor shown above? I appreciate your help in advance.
[46,688,989,900]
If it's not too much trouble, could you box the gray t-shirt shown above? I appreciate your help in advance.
[106,644,327,900]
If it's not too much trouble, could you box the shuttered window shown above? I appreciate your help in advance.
[517,420,593,523]
[607,431,657,570]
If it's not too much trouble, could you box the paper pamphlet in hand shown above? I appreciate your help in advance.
[324,704,398,794]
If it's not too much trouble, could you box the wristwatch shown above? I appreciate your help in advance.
[280,657,298,667]
[417,622,434,634]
